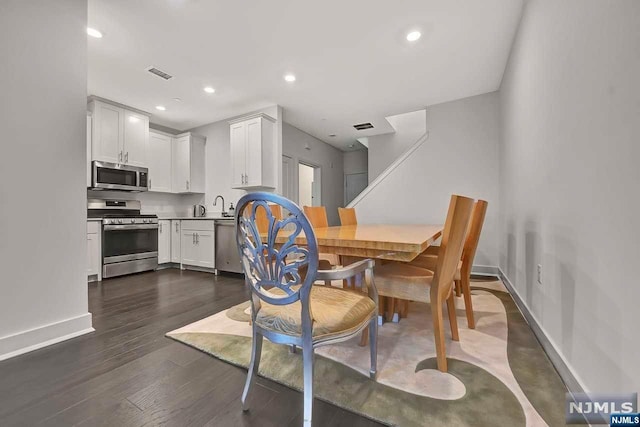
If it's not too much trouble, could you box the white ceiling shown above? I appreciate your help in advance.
[88,0,523,150]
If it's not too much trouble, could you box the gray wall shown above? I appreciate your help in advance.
[499,0,640,392]
[0,0,92,359]
[283,123,344,225]
[352,93,501,266]
[343,150,368,175]
[367,109,426,182]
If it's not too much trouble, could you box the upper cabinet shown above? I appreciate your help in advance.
[172,133,206,193]
[229,113,276,190]
[147,130,173,193]
[88,99,149,167]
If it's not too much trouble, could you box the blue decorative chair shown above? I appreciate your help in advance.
[236,192,378,427]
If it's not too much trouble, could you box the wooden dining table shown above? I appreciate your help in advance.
[273,224,444,263]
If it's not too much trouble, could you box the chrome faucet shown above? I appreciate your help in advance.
[213,195,226,215]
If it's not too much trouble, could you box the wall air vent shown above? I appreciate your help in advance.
[353,122,374,130]
[146,66,173,80]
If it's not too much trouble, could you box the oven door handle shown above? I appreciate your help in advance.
[104,224,159,231]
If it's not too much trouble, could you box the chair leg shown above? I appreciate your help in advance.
[455,279,462,297]
[369,316,378,380]
[302,339,314,427]
[399,300,410,318]
[446,293,459,341]
[431,290,448,372]
[241,330,263,411]
[386,297,396,322]
[461,275,476,329]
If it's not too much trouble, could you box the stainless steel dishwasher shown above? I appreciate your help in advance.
[215,220,242,274]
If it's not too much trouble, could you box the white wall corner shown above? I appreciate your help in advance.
[498,268,587,395]
[0,313,94,361]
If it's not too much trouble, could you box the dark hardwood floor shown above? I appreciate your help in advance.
[0,269,382,426]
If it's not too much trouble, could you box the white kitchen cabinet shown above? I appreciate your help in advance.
[87,221,101,281]
[229,113,276,190]
[171,220,181,263]
[158,220,171,264]
[180,220,215,268]
[148,131,173,192]
[123,110,149,167]
[88,99,149,167]
[172,133,206,193]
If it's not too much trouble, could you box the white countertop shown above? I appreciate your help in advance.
[156,216,235,221]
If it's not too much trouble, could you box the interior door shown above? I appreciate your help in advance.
[245,118,262,186]
[148,132,172,192]
[93,101,123,164]
[230,122,246,188]
[172,135,190,192]
[345,172,369,205]
[123,111,148,167]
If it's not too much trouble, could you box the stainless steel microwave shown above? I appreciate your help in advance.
[91,161,148,192]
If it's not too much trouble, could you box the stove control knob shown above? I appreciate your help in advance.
[118,219,123,224]
[109,219,115,224]
[130,219,135,224]
[143,218,149,223]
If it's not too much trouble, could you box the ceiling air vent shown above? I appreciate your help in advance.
[146,66,173,80]
[353,122,374,130]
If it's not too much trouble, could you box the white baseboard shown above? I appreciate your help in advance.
[471,264,501,276]
[0,313,94,361]
[497,268,587,394]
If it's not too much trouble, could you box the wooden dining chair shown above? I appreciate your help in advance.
[409,200,488,329]
[303,206,338,268]
[338,207,357,226]
[374,194,474,372]
[237,193,379,427]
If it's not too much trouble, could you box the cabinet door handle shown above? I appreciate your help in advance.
[245,173,248,184]
[125,152,129,163]
[119,150,123,163]
[175,222,179,232]
[149,178,152,189]
[196,233,199,244]
[186,180,189,191]
[192,233,195,244]
[159,223,162,233]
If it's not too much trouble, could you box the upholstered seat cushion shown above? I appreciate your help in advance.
[255,286,375,338]
[374,263,435,303]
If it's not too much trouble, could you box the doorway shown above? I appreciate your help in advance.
[298,162,321,207]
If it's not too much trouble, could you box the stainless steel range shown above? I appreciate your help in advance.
[88,199,158,278]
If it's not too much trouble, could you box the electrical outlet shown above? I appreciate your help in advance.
[537,264,542,284]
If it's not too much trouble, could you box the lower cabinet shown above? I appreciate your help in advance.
[180,220,215,269]
[158,220,171,264]
[170,220,181,263]
[87,221,101,281]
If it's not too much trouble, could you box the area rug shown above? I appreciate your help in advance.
[167,279,567,427]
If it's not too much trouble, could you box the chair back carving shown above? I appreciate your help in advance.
[433,195,474,290]
[303,206,329,228]
[237,193,319,307]
[247,202,283,234]
[461,200,488,274]
[338,207,357,226]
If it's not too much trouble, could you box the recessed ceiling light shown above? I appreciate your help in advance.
[328,134,336,137]
[203,86,215,94]
[406,31,421,42]
[155,105,166,111]
[348,144,355,148]
[87,27,103,38]
[284,74,296,82]
[172,97,182,103]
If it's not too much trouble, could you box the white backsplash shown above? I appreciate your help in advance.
[87,190,205,217]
